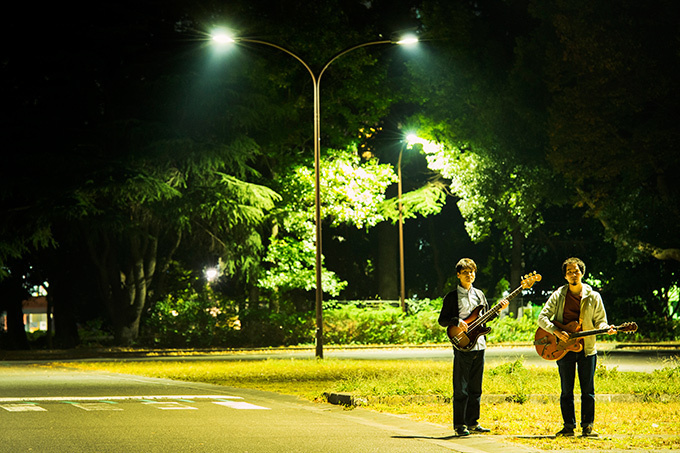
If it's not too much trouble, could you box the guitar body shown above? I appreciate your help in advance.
[534,320,638,361]
[446,272,543,351]
[447,306,492,351]
[534,320,584,361]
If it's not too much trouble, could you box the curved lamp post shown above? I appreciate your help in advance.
[212,32,418,358]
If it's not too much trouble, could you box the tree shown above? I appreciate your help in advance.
[0,0,285,345]
[0,272,30,350]
[529,0,680,264]
[401,1,560,305]
[407,133,559,313]
[259,147,398,302]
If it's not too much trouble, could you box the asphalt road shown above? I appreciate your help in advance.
[111,345,679,374]
[0,363,532,453]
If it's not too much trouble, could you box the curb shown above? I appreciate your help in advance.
[324,392,680,407]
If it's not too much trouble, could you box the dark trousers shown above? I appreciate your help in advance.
[452,349,485,428]
[557,350,597,428]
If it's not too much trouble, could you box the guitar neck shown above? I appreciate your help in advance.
[570,328,611,339]
[470,284,523,328]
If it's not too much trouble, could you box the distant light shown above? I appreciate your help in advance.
[406,133,420,143]
[205,267,219,282]
[396,35,419,46]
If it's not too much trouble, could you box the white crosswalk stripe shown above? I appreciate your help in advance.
[0,395,270,412]
[1,404,47,412]
[213,400,270,410]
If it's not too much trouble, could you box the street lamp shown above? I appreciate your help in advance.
[212,31,418,358]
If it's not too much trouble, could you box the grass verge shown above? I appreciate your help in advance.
[54,357,680,451]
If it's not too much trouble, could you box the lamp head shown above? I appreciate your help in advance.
[211,31,236,44]
[395,35,419,46]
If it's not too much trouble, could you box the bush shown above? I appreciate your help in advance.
[141,294,680,348]
[142,285,240,348]
[487,305,540,343]
[237,308,315,347]
[323,301,447,345]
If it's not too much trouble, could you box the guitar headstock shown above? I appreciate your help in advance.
[521,271,542,289]
[616,322,638,333]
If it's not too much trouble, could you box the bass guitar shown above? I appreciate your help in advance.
[534,321,638,361]
[447,272,542,351]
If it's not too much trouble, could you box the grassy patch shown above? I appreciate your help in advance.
[57,357,680,451]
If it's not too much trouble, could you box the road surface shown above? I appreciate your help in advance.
[0,362,531,453]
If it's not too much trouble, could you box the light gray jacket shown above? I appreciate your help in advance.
[538,283,609,357]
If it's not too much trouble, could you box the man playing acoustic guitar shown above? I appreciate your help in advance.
[538,257,615,438]
[438,258,508,437]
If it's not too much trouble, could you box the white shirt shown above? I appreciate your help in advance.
[457,285,486,351]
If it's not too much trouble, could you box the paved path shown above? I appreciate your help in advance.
[0,363,534,453]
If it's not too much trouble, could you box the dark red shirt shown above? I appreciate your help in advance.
[563,289,581,324]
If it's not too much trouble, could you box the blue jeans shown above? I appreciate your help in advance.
[452,349,485,428]
[557,350,597,428]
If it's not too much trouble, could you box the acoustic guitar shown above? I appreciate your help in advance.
[534,321,638,361]
[447,272,542,351]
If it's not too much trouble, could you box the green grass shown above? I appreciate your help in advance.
[54,357,680,451]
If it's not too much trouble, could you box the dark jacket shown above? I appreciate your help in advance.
[438,286,489,328]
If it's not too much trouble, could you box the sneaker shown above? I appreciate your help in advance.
[555,427,575,437]
[468,425,491,433]
[455,426,470,437]
[581,426,599,437]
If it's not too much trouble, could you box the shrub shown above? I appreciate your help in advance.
[323,301,447,345]
[142,279,241,348]
[487,305,540,344]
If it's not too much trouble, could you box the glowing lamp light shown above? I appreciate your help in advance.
[211,32,235,44]
[406,133,420,144]
[205,267,219,282]
[396,35,419,46]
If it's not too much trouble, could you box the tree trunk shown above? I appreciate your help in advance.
[376,221,398,300]
[88,224,159,346]
[427,216,446,296]
[0,276,29,350]
[508,227,525,317]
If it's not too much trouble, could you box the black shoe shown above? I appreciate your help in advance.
[555,427,575,437]
[468,425,491,433]
[581,426,599,437]
[455,426,470,437]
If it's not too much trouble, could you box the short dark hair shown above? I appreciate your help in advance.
[562,257,586,276]
[456,258,477,274]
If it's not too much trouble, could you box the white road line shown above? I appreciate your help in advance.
[0,395,271,411]
[1,404,47,412]
[214,401,270,410]
[0,395,242,403]
[66,402,124,411]
[142,401,198,410]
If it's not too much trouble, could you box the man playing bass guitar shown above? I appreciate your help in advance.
[537,257,616,438]
[438,258,508,437]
